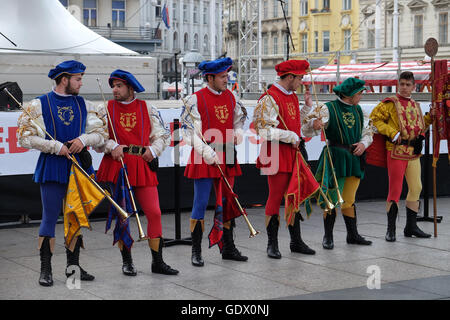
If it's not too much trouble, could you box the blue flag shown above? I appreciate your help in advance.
[162,3,170,29]
[105,167,134,250]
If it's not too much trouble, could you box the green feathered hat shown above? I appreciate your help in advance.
[333,77,366,97]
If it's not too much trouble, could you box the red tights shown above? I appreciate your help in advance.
[265,173,291,216]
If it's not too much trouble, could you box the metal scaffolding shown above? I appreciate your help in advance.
[237,0,261,93]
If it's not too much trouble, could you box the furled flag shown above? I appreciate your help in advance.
[284,151,320,225]
[64,160,105,250]
[208,177,242,252]
[314,148,340,211]
[162,3,170,29]
[431,59,448,166]
[105,167,134,251]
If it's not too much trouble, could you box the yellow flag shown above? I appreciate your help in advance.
[63,161,105,249]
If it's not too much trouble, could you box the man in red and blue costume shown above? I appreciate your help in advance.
[180,57,248,267]
[96,69,178,276]
[18,60,107,286]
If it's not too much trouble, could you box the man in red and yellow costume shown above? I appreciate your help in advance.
[96,69,178,275]
[370,71,432,242]
[253,60,320,259]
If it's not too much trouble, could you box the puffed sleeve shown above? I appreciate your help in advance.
[301,103,329,138]
[17,99,64,154]
[232,91,247,144]
[370,101,399,141]
[180,94,217,164]
[252,95,300,144]
[148,104,170,156]
[79,100,108,148]
[359,108,374,149]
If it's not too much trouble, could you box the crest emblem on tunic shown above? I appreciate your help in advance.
[214,105,229,124]
[120,112,137,132]
[342,112,355,129]
[57,106,74,126]
[287,103,296,119]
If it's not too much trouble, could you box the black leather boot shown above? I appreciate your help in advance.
[404,207,431,238]
[266,215,281,259]
[120,247,137,276]
[385,202,398,242]
[65,236,95,281]
[323,209,336,249]
[221,220,248,261]
[149,238,179,275]
[288,212,316,255]
[190,219,204,267]
[343,205,372,246]
[39,237,53,287]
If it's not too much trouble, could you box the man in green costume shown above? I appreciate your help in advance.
[302,78,374,250]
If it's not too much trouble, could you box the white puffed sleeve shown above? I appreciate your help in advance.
[79,100,108,148]
[179,94,217,164]
[17,99,64,154]
[148,104,170,156]
[232,91,247,144]
[360,109,374,149]
[252,95,299,144]
[301,104,329,138]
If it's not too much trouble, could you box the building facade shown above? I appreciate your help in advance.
[358,0,449,62]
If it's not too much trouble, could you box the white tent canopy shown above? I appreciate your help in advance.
[0,0,137,55]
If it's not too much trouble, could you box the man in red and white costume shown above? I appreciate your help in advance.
[253,59,321,259]
[96,69,178,276]
[180,57,248,267]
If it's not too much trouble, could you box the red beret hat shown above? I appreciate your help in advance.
[275,59,310,77]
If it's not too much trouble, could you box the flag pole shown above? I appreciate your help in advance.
[431,57,438,237]
[96,79,149,241]
[4,88,130,220]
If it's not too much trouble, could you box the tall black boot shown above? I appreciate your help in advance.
[38,237,53,287]
[120,247,137,276]
[288,212,316,255]
[266,215,281,259]
[404,206,431,238]
[385,201,398,242]
[65,236,95,281]
[149,238,179,275]
[323,209,336,249]
[190,219,204,267]
[221,220,248,261]
[342,205,372,245]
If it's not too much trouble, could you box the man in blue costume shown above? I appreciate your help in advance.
[17,60,108,287]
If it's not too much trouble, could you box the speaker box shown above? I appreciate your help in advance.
[0,82,22,111]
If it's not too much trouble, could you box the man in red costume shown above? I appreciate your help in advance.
[181,57,248,267]
[96,69,178,275]
[253,59,321,259]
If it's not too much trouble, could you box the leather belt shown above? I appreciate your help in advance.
[123,144,146,156]
[329,142,355,153]
[399,139,416,147]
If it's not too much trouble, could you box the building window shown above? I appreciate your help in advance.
[323,31,330,52]
[314,31,319,52]
[439,12,448,44]
[203,34,209,55]
[343,0,351,11]
[59,0,69,8]
[273,0,278,18]
[300,0,308,16]
[263,36,268,55]
[183,4,188,22]
[184,33,189,51]
[112,1,125,28]
[173,32,178,50]
[83,0,97,27]
[193,34,199,50]
[323,0,330,10]
[155,0,162,18]
[193,4,199,23]
[344,29,351,51]
[263,1,268,19]
[414,15,423,47]
[173,3,177,21]
[302,33,308,53]
[283,34,288,54]
[367,29,375,48]
[203,5,208,24]
[273,36,278,55]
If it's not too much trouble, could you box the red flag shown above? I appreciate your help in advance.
[284,151,320,225]
[432,60,448,166]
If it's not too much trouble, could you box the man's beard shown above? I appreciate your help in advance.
[64,83,79,96]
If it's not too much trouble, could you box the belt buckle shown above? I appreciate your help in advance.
[128,144,142,156]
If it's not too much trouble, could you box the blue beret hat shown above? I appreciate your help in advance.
[198,57,233,75]
[109,69,145,93]
[333,77,366,97]
[48,60,86,80]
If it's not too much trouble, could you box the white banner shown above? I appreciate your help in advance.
[0,103,447,176]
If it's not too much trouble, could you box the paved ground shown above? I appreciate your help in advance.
[1,198,449,300]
